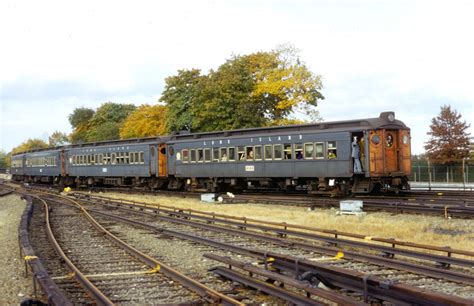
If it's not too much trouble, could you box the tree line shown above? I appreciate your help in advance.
[1,46,472,168]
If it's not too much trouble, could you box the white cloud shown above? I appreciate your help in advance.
[1,0,473,153]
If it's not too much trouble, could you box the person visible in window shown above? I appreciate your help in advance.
[247,150,254,160]
[352,136,362,173]
[386,134,393,147]
[296,151,303,160]
[328,150,337,159]
[221,153,227,161]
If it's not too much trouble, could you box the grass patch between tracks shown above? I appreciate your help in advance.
[93,192,474,253]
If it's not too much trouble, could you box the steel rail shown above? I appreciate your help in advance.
[211,267,325,306]
[34,195,114,305]
[83,193,474,258]
[76,209,474,305]
[18,195,72,306]
[268,254,473,306]
[94,204,474,285]
[205,253,365,305]
[36,192,244,306]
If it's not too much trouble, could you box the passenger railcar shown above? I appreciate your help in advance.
[64,137,169,188]
[11,112,411,195]
[166,112,411,195]
[12,150,61,183]
[11,153,26,179]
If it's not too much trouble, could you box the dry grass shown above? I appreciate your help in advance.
[98,192,474,252]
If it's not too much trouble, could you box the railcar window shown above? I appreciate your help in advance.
[139,152,145,164]
[228,147,236,161]
[134,152,139,164]
[204,148,211,162]
[190,149,196,163]
[264,145,273,160]
[212,148,219,162]
[220,148,228,162]
[315,142,324,159]
[197,149,204,162]
[182,149,189,163]
[111,153,117,165]
[284,144,292,159]
[273,144,283,160]
[245,147,254,161]
[124,152,130,164]
[88,155,91,165]
[254,146,262,160]
[294,143,303,160]
[237,146,245,161]
[327,141,337,159]
[304,143,314,159]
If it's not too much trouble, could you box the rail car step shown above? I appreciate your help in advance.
[352,179,373,193]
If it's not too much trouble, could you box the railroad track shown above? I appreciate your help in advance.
[10,181,474,218]
[6,182,474,304]
[9,185,243,305]
[22,185,473,305]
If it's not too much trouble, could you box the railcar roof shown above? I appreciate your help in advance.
[14,136,171,155]
[13,112,406,155]
[168,112,408,142]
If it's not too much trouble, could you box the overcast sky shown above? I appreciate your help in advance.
[1,0,473,154]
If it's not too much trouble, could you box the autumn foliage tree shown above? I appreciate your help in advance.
[68,103,136,143]
[11,138,49,154]
[120,104,168,139]
[161,45,324,132]
[424,105,471,164]
[48,131,69,147]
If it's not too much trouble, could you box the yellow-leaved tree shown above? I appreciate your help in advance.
[120,104,168,139]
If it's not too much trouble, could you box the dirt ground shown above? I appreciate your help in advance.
[0,194,34,305]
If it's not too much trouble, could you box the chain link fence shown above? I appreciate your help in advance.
[410,159,474,183]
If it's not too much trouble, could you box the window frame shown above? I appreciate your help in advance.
[304,142,314,160]
[264,144,273,160]
[315,142,325,159]
[204,148,211,162]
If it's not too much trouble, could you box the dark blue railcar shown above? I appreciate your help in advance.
[11,153,26,180]
[166,112,411,194]
[21,150,61,183]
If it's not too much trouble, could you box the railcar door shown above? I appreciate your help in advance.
[158,144,167,177]
[61,149,66,176]
[368,130,384,176]
[149,145,157,175]
[398,129,411,175]
[384,129,399,173]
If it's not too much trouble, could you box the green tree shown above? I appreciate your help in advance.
[120,104,168,139]
[69,107,95,143]
[48,131,69,147]
[160,69,205,132]
[160,46,324,133]
[86,103,136,142]
[0,150,8,168]
[68,107,95,128]
[424,105,471,164]
[11,138,49,154]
